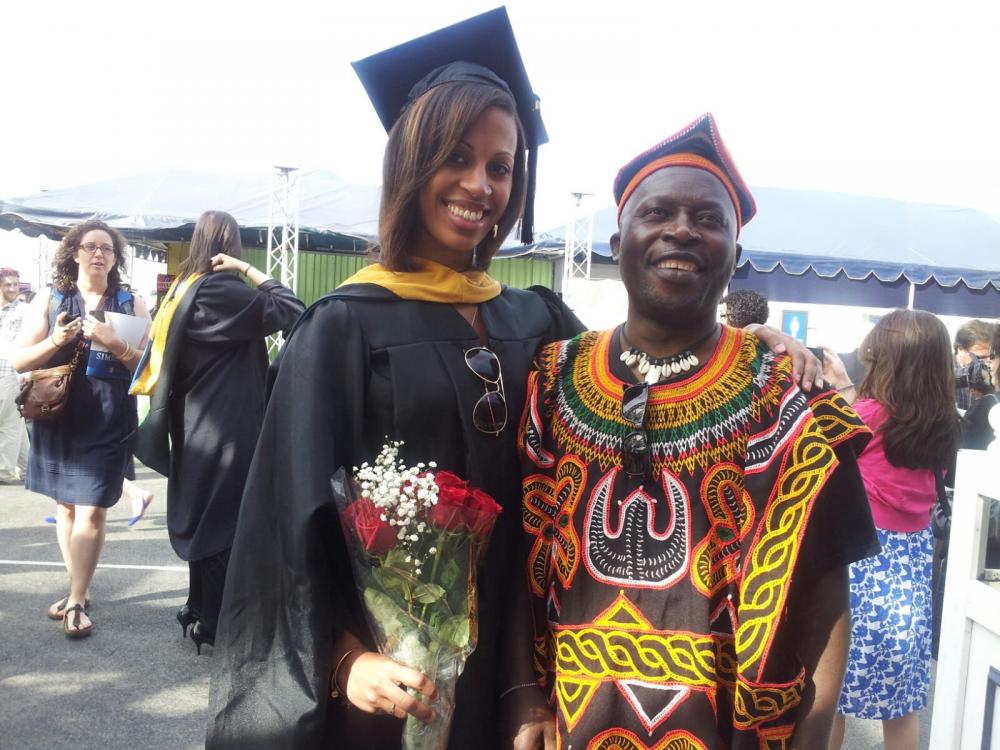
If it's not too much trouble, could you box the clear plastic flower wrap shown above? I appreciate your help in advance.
[330,441,502,749]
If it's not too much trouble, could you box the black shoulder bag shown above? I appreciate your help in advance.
[931,470,953,541]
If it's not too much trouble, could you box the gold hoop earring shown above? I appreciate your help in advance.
[492,225,499,239]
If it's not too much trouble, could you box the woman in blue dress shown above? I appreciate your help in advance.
[13,219,151,638]
[825,310,959,750]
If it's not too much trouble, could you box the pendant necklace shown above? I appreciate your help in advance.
[620,324,720,385]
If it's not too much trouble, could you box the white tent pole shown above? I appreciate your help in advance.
[37,235,50,290]
[907,281,916,309]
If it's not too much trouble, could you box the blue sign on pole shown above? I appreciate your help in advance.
[781,310,808,343]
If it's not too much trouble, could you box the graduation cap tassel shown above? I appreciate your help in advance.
[520,145,537,245]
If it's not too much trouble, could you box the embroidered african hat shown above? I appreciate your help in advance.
[613,113,756,232]
[352,7,547,243]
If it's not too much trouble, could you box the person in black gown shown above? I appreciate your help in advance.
[133,210,304,652]
[206,11,824,750]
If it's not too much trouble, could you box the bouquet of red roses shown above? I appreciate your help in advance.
[331,441,502,750]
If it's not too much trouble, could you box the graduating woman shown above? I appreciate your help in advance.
[132,210,304,652]
[825,310,959,750]
[14,220,151,638]
[206,10,823,750]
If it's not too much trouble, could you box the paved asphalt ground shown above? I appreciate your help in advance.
[0,466,932,750]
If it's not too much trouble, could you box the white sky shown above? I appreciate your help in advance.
[2,0,1000,239]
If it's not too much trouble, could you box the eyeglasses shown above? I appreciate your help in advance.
[464,346,507,435]
[621,383,652,481]
[78,243,115,256]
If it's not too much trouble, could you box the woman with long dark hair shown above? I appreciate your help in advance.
[13,219,151,638]
[206,12,822,750]
[826,310,959,750]
[132,210,303,653]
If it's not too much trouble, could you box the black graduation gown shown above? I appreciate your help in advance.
[206,283,583,750]
[163,274,304,561]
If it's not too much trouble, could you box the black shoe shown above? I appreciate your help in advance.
[190,621,215,655]
[176,605,198,638]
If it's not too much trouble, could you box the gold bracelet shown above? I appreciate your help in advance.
[114,339,132,360]
[330,648,359,700]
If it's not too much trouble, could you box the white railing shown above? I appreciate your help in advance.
[930,448,1000,748]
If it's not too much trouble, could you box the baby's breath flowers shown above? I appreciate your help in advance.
[355,441,439,572]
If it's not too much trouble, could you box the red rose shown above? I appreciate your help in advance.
[467,487,502,537]
[434,471,468,491]
[428,476,472,532]
[344,498,397,555]
[427,471,503,536]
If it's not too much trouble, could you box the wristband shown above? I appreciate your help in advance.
[242,263,251,276]
[49,334,61,348]
[330,648,359,700]
[499,682,538,700]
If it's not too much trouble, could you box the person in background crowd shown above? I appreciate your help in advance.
[718,286,769,327]
[991,327,1000,403]
[0,268,29,484]
[204,14,822,748]
[13,220,151,638]
[835,346,869,392]
[132,210,304,655]
[960,354,997,450]
[824,310,959,750]
[953,319,995,411]
[121,478,154,527]
[514,114,877,749]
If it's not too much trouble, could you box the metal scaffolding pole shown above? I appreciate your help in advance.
[563,191,593,285]
[266,166,300,355]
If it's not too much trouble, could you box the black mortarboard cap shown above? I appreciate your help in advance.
[352,7,547,243]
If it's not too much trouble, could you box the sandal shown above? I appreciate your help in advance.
[128,492,154,527]
[47,596,91,621]
[63,604,92,638]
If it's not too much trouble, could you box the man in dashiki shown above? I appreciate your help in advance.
[513,114,879,750]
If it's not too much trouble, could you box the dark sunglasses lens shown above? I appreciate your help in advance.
[466,348,501,382]
[473,390,507,433]
[622,384,648,426]
[622,431,650,477]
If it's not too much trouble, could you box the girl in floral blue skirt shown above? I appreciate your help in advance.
[825,310,959,750]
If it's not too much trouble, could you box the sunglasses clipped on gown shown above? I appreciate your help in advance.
[621,382,652,481]
[464,346,507,436]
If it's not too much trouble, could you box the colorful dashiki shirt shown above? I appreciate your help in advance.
[517,326,874,750]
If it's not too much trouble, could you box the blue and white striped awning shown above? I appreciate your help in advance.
[543,186,1000,291]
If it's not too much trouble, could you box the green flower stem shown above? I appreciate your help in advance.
[420,529,449,621]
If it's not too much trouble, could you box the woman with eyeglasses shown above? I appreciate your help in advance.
[12,219,151,638]
[207,13,822,750]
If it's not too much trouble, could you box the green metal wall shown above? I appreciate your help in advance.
[241,250,554,306]
[490,257,555,290]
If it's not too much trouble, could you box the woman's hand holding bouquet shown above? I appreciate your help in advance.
[331,441,502,749]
